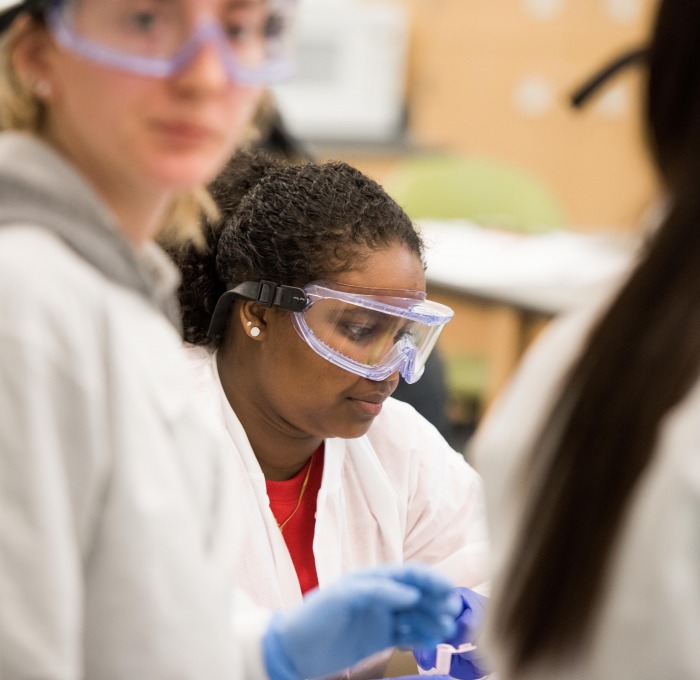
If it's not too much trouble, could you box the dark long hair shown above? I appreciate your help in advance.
[167,150,423,347]
[495,0,700,671]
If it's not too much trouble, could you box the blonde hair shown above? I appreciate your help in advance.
[0,18,44,131]
[0,15,218,246]
[159,186,219,248]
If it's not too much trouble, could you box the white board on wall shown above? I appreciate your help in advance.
[272,0,409,142]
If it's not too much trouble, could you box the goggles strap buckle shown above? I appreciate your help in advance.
[228,281,307,312]
[208,280,307,338]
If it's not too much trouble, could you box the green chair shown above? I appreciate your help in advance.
[386,153,565,430]
[387,153,565,231]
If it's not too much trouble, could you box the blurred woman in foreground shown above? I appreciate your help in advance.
[470,0,700,677]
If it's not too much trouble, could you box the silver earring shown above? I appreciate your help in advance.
[250,326,261,338]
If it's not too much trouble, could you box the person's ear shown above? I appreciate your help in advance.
[10,17,57,102]
[239,301,268,340]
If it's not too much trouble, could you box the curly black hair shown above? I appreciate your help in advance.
[169,150,424,347]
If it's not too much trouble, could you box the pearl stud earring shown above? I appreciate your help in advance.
[33,80,51,98]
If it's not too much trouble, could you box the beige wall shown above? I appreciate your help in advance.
[330,0,662,233]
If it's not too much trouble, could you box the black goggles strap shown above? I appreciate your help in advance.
[570,46,648,109]
[207,280,307,338]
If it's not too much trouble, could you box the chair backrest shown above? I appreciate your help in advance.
[387,154,565,233]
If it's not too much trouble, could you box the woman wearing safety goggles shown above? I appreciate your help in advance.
[171,151,492,680]
[0,1,469,680]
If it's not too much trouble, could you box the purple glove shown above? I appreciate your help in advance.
[413,587,490,680]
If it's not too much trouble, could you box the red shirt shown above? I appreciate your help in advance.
[266,444,325,594]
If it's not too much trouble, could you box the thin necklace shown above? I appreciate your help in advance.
[277,455,314,533]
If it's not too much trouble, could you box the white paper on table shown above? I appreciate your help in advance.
[418,219,636,315]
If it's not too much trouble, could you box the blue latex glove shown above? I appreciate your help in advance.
[263,563,462,680]
[413,587,490,680]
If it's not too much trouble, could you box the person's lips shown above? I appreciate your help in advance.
[153,120,217,146]
[347,391,392,417]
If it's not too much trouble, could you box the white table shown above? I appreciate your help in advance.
[419,219,635,315]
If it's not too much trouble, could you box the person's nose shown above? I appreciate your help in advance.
[385,371,401,393]
[174,38,230,93]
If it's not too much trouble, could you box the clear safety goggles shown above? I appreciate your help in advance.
[209,280,454,384]
[5,0,296,84]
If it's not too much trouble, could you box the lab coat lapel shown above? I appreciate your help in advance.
[313,437,346,585]
[211,355,303,609]
[314,436,403,584]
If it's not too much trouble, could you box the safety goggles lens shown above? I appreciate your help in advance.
[303,299,426,364]
[296,293,450,383]
[48,0,295,82]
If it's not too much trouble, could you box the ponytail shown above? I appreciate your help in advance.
[495,189,700,671]
[494,0,700,668]
[165,150,283,346]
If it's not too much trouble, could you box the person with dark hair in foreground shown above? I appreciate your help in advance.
[465,0,700,677]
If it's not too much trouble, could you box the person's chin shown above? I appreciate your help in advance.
[335,421,375,440]
[147,137,233,188]
[149,156,225,191]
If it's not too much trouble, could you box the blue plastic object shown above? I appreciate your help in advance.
[414,587,490,680]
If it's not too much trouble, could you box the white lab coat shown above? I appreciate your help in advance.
[472,292,700,679]
[0,133,269,680]
[186,347,490,611]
